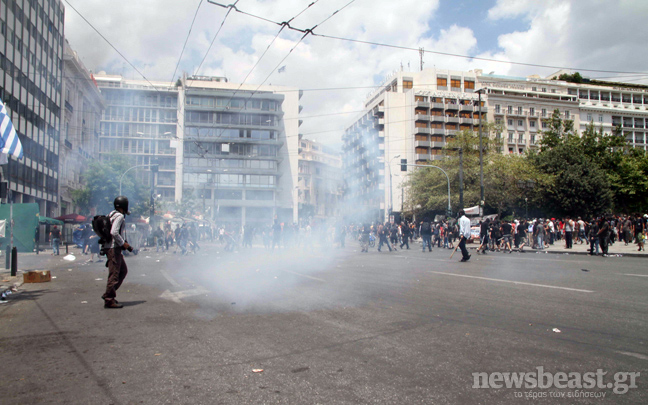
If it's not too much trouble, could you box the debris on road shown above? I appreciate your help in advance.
[95,278,103,281]
[581,269,589,272]
[63,254,76,261]
[252,369,264,373]
[81,301,88,304]
[552,328,561,333]
[154,353,162,356]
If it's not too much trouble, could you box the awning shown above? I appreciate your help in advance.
[54,213,88,223]
[38,216,64,225]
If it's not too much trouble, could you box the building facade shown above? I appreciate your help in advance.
[59,40,104,215]
[297,137,342,221]
[93,73,178,203]
[343,67,648,221]
[0,0,65,216]
[176,75,301,227]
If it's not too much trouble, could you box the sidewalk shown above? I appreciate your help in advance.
[468,240,647,257]
[0,244,88,289]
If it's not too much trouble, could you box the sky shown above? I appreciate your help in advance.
[63,0,648,149]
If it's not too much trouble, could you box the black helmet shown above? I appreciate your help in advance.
[114,196,130,215]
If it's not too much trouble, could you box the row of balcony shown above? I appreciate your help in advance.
[494,110,570,119]
[415,127,459,136]
[416,114,482,125]
[416,101,488,112]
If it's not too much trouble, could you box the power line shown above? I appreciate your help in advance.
[194,0,240,76]
[62,0,169,94]
[170,0,205,83]
[206,0,648,76]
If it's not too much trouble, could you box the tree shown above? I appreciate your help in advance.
[405,124,505,216]
[73,153,153,217]
[484,154,549,217]
[532,115,613,217]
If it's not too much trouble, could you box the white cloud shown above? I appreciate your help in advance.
[63,0,648,148]
[487,0,648,80]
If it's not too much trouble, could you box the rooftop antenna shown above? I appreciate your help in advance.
[419,47,424,71]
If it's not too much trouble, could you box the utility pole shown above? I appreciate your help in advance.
[478,89,485,214]
[459,148,464,209]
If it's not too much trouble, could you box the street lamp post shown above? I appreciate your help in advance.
[119,164,159,195]
[403,163,452,217]
[476,88,487,212]
[517,179,536,219]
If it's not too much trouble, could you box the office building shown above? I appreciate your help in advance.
[297,137,343,220]
[59,40,104,215]
[176,75,301,226]
[343,67,648,221]
[93,73,178,202]
[0,0,65,216]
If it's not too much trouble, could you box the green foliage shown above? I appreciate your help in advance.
[175,188,198,218]
[73,153,154,217]
[556,72,583,83]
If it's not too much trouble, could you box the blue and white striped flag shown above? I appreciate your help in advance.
[0,100,24,161]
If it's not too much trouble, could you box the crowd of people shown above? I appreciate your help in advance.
[475,214,647,257]
[68,212,647,260]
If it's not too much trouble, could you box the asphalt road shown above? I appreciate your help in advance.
[1,241,647,404]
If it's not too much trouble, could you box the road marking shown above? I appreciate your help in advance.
[160,288,210,303]
[160,269,181,288]
[280,269,325,282]
[616,351,648,361]
[428,271,594,293]
[623,274,648,278]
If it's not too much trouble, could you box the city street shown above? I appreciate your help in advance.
[1,242,647,404]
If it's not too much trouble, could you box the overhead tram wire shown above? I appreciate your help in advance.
[193,0,241,77]
[62,0,173,95]
[187,0,324,157]
[205,1,648,76]
[170,0,205,83]
[187,0,356,156]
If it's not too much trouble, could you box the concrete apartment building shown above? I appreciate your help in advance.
[59,39,104,215]
[0,0,65,216]
[93,73,179,203]
[176,75,301,227]
[343,67,648,221]
[297,137,343,221]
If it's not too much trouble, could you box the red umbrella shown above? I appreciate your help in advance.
[54,213,87,223]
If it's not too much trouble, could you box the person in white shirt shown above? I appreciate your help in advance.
[458,210,472,262]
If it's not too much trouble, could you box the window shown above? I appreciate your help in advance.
[518,120,523,127]
[565,111,570,119]
[551,89,556,93]
[464,80,475,90]
[598,114,604,123]
[529,107,535,116]
[495,104,501,113]
[517,107,523,115]
[532,87,537,91]
[587,113,592,122]
[507,106,513,114]
[450,78,461,88]
[508,119,513,126]
[403,80,413,90]
[436,76,447,87]
[542,87,547,93]
[541,108,547,117]
[542,121,548,129]
[508,133,514,142]
[530,121,536,128]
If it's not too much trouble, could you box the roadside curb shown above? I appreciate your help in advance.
[467,246,646,258]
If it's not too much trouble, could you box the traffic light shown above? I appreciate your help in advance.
[401,159,407,171]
